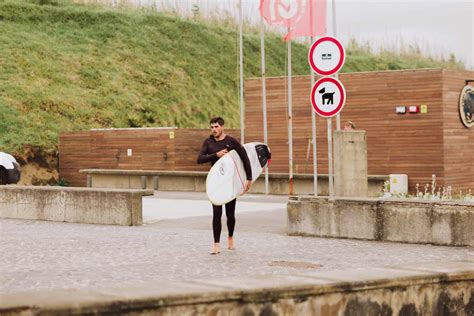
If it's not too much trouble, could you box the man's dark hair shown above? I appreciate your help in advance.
[210,117,224,126]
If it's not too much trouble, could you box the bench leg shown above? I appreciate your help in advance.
[141,176,147,189]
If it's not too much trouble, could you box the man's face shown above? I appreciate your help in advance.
[210,123,224,138]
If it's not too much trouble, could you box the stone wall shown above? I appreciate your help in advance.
[0,186,153,226]
[0,262,472,315]
[288,196,474,246]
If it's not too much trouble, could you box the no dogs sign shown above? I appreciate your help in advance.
[308,36,345,76]
[311,77,346,118]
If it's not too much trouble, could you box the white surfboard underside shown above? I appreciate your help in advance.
[206,142,269,206]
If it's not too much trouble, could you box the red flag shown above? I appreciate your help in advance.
[260,0,327,41]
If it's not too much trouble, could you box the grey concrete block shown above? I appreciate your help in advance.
[288,197,474,246]
[0,186,152,226]
[379,201,432,243]
[334,200,378,240]
[334,131,368,197]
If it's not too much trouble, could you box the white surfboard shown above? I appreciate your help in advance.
[206,142,271,206]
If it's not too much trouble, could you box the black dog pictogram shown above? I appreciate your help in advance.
[318,88,335,105]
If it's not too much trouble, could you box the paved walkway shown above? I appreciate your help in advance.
[1,191,473,295]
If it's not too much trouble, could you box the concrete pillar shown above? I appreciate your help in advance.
[333,130,368,197]
[153,176,159,190]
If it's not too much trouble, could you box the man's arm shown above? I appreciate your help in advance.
[196,139,216,164]
[232,139,252,181]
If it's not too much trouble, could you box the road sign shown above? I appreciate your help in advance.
[308,36,345,76]
[311,77,346,118]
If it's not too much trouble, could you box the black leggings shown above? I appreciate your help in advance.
[212,199,236,243]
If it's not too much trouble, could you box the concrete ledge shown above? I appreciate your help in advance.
[288,196,474,246]
[0,186,153,226]
[79,169,388,196]
[0,261,472,315]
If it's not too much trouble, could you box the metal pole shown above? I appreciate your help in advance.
[327,117,334,199]
[260,17,269,194]
[311,58,318,196]
[309,1,318,196]
[239,0,245,142]
[332,0,341,131]
[288,34,293,195]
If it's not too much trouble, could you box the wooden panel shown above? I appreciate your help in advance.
[244,69,454,192]
[59,69,473,192]
[59,132,92,187]
[59,128,240,186]
[441,69,474,192]
[174,128,240,171]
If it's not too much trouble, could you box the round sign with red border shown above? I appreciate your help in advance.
[308,36,345,76]
[311,77,346,118]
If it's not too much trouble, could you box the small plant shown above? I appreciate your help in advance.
[56,177,69,187]
[382,180,391,198]
[389,175,473,202]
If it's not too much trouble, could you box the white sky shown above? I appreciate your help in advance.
[120,0,473,69]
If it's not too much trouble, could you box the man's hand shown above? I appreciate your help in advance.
[216,149,228,158]
[244,180,252,192]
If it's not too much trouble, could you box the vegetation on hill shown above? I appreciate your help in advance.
[0,0,464,156]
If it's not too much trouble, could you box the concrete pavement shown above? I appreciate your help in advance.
[1,191,472,296]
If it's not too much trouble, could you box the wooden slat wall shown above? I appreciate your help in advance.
[60,128,175,186]
[442,69,474,192]
[174,128,240,171]
[59,128,240,186]
[59,69,473,192]
[244,68,473,192]
[59,131,92,187]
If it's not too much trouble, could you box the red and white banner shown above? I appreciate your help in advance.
[260,0,327,41]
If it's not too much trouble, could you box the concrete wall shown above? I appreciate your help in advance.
[288,196,474,246]
[0,186,153,226]
[81,169,387,197]
[1,261,472,315]
[334,130,368,197]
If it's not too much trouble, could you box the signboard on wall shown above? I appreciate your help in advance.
[459,84,473,128]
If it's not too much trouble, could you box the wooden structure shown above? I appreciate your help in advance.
[244,68,473,192]
[60,68,473,192]
[60,128,239,187]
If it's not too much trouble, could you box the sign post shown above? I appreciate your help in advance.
[308,36,346,199]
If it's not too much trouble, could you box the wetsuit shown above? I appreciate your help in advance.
[197,135,252,243]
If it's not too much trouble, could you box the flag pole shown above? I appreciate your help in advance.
[239,0,245,142]
[329,0,335,199]
[309,0,318,196]
[260,16,269,194]
[288,28,293,195]
[332,0,341,131]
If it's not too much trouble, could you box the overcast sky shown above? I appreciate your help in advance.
[126,0,473,69]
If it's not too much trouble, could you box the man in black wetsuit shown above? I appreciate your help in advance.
[197,117,252,255]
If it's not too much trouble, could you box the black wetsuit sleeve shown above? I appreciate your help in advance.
[197,139,217,164]
[233,139,252,181]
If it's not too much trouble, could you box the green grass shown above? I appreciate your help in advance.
[0,1,464,155]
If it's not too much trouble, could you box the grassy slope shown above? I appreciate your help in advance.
[0,1,464,154]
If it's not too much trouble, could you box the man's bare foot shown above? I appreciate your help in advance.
[210,243,220,255]
[227,237,235,250]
